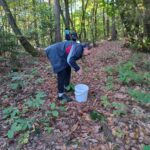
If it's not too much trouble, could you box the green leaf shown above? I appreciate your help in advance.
[114,129,124,138]
[112,102,127,116]
[101,96,110,108]
[3,106,19,119]
[18,132,30,144]
[45,127,52,134]
[128,89,150,104]
[143,145,150,150]
[59,106,66,111]
[35,78,44,84]
[50,103,56,110]
[90,110,106,123]
[51,111,59,117]
[10,83,19,90]
[7,130,14,139]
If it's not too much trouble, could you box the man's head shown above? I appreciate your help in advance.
[82,43,92,56]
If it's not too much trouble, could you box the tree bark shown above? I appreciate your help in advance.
[111,0,117,40]
[54,0,61,42]
[103,8,106,38]
[80,0,89,40]
[106,0,110,37]
[64,0,70,29]
[143,0,150,38]
[32,0,40,47]
[0,0,38,56]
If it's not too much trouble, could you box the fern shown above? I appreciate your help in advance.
[128,89,150,104]
[101,96,110,108]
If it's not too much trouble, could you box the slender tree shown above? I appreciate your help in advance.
[143,0,150,38]
[32,0,40,47]
[54,0,61,42]
[64,0,70,29]
[106,0,110,37]
[80,0,89,40]
[111,0,117,40]
[0,0,38,56]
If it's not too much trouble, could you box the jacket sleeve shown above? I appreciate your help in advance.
[67,45,82,72]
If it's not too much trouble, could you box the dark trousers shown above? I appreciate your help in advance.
[57,66,71,93]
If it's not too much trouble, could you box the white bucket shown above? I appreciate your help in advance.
[75,84,89,102]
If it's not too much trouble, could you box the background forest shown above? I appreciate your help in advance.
[0,0,150,57]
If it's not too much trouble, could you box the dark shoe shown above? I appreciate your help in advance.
[58,94,73,102]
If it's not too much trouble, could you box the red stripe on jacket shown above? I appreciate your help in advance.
[66,45,72,54]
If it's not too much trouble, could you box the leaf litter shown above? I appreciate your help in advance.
[0,40,150,149]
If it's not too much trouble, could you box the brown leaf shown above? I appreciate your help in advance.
[82,113,91,121]
[70,123,78,133]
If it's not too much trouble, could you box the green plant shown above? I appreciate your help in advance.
[117,62,143,84]
[44,127,52,134]
[65,83,75,91]
[45,102,59,117]
[143,145,150,150]
[3,95,8,99]
[31,68,38,75]
[144,72,150,82]
[112,102,127,116]
[106,76,114,90]
[42,102,66,134]
[101,95,110,108]
[9,72,31,90]
[10,83,22,90]
[3,106,20,119]
[104,66,116,75]
[128,89,150,104]
[18,131,30,144]
[26,91,46,109]
[90,110,106,123]
[48,103,59,117]
[7,118,35,138]
[35,78,44,84]
[113,128,125,138]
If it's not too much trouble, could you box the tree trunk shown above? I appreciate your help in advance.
[32,0,40,47]
[106,0,110,37]
[91,0,98,46]
[0,0,38,56]
[143,0,150,38]
[48,0,54,43]
[54,0,61,42]
[64,0,70,29]
[80,0,89,40]
[103,8,106,38]
[111,0,117,40]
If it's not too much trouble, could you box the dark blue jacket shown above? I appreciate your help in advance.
[45,41,84,73]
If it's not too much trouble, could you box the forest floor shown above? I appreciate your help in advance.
[0,40,150,150]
